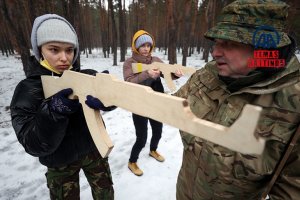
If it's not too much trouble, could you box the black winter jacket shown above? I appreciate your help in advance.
[10,57,98,168]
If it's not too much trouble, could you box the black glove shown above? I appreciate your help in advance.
[49,88,81,114]
[85,95,116,111]
[101,70,109,74]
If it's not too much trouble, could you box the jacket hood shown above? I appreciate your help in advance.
[131,30,155,55]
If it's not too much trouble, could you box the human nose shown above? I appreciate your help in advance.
[211,44,223,58]
[60,51,67,61]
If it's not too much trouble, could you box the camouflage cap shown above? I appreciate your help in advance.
[205,0,291,48]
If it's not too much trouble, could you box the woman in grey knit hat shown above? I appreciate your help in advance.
[10,14,114,199]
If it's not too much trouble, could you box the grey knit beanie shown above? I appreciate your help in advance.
[135,34,153,49]
[31,14,79,64]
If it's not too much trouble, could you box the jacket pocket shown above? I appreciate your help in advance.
[188,89,215,119]
[232,112,300,182]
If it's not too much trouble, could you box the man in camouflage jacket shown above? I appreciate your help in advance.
[174,0,300,199]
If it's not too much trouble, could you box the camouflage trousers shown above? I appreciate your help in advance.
[45,151,114,200]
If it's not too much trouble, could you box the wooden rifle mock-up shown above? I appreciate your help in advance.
[42,70,265,158]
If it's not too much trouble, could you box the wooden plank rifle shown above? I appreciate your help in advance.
[42,70,265,158]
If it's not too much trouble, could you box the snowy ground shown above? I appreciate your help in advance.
[0,49,207,200]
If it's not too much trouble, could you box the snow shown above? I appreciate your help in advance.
[0,49,208,200]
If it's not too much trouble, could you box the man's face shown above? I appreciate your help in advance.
[212,39,254,78]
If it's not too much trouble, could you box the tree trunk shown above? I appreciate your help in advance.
[189,0,198,56]
[202,0,216,62]
[0,0,31,76]
[118,0,126,62]
[99,0,109,58]
[108,0,118,66]
[69,0,81,66]
[0,12,12,57]
[123,0,128,53]
[166,0,177,64]
[182,0,192,66]
[138,0,147,30]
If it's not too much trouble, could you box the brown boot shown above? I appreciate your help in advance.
[128,162,143,176]
[149,151,165,162]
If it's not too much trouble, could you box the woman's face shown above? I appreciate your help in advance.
[41,42,75,73]
[138,43,152,56]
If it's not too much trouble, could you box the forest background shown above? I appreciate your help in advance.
[0,0,299,75]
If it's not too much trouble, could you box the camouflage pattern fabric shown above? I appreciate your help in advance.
[46,151,114,200]
[174,56,300,199]
[205,0,291,47]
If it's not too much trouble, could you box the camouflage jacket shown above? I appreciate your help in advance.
[174,56,300,200]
